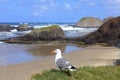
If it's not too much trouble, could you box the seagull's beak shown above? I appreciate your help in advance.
[51,50,56,54]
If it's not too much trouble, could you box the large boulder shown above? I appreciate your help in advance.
[3,25,65,43]
[26,25,65,40]
[75,17,103,28]
[75,16,120,45]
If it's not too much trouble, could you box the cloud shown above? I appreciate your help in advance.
[108,0,120,4]
[77,0,97,6]
[0,0,57,17]
[76,0,120,14]
[31,0,56,16]
[1,0,120,18]
[103,0,120,13]
[64,3,72,10]
[32,5,50,16]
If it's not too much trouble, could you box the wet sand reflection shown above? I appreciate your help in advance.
[27,44,66,56]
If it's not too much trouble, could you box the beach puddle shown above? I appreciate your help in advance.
[27,43,82,57]
[0,43,38,66]
[0,43,82,66]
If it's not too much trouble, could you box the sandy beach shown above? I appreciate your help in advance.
[0,45,120,80]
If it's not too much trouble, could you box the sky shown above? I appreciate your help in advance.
[0,0,120,22]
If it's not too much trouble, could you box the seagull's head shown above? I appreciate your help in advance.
[51,49,61,55]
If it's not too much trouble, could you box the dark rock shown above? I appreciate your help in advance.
[17,24,34,31]
[0,24,15,32]
[0,24,34,32]
[75,17,103,28]
[116,43,120,48]
[75,16,120,45]
[113,59,120,66]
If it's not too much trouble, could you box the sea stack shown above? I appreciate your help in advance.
[75,17,103,28]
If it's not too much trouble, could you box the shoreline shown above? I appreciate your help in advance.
[0,45,120,80]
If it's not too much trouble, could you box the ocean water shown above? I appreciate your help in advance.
[0,22,98,66]
[0,22,98,39]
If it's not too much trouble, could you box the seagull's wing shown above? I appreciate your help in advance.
[56,58,76,71]
[56,58,71,69]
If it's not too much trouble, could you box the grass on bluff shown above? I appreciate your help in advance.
[31,66,120,80]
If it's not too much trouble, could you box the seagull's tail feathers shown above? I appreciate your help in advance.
[69,65,77,71]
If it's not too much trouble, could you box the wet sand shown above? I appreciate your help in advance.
[0,45,120,80]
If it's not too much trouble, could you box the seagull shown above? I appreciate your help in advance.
[51,49,76,71]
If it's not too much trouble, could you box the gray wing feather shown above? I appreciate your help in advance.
[56,58,71,69]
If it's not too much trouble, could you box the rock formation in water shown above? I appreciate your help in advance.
[17,24,34,31]
[75,16,120,45]
[75,17,103,28]
[0,24,34,32]
[3,25,65,43]
[0,24,15,32]
[26,25,65,40]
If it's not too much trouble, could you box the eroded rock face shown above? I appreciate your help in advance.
[75,17,103,28]
[76,17,120,45]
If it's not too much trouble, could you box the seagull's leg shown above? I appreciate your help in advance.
[63,68,71,76]
[64,68,69,72]
[59,67,62,71]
